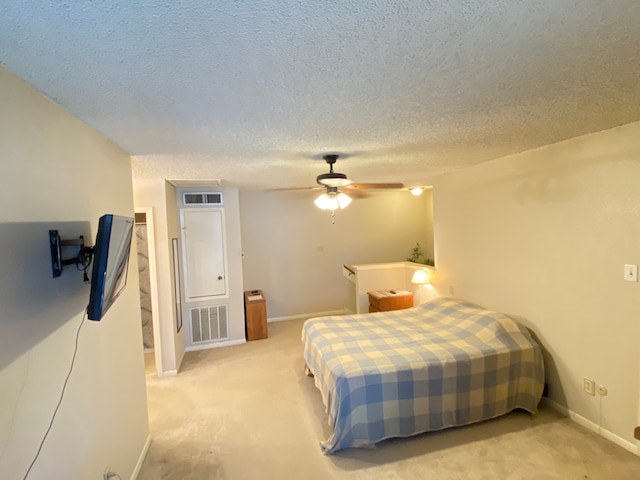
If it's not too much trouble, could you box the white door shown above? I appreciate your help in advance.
[181,208,227,300]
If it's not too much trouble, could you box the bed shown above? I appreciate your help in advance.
[301,296,545,454]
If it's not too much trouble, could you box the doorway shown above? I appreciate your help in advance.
[135,207,163,376]
[135,213,154,352]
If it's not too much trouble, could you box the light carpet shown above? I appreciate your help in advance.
[138,318,640,479]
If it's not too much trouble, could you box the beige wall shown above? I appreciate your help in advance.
[432,121,640,449]
[0,66,149,478]
[239,189,433,317]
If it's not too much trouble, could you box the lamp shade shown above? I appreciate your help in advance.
[411,269,429,285]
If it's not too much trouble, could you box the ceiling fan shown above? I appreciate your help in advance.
[311,153,405,221]
[315,154,404,192]
[272,153,406,222]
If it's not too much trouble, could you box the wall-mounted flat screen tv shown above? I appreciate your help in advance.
[87,214,134,321]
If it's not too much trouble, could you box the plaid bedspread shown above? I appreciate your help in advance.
[301,297,545,454]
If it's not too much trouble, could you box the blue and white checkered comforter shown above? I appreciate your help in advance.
[301,297,545,454]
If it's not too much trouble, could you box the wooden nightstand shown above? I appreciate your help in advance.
[367,290,413,312]
[244,290,268,341]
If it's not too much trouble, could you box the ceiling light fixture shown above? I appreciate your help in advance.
[410,187,424,196]
[314,187,352,210]
[315,187,352,224]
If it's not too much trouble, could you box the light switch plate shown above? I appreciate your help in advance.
[624,264,638,282]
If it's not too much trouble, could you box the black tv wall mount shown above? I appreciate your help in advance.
[49,230,94,279]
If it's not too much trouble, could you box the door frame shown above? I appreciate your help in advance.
[135,206,163,376]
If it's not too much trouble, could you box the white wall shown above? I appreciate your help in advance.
[133,179,184,375]
[239,189,433,317]
[432,121,640,450]
[350,262,437,313]
[165,182,184,363]
[0,66,149,479]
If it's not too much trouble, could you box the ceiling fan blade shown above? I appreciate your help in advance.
[347,183,405,190]
[268,186,323,192]
[346,189,369,199]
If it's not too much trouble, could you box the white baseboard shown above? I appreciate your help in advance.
[185,338,246,352]
[267,308,350,323]
[542,398,638,455]
[131,434,151,480]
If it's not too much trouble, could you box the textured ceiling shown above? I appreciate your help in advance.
[1,1,640,190]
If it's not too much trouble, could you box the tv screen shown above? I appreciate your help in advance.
[87,214,134,321]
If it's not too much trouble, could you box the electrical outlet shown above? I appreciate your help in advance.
[104,467,115,480]
[597,384,608,396]
[583,377,595,396]
[624,264,638,282]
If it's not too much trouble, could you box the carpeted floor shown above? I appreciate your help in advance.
[138,318,640,479]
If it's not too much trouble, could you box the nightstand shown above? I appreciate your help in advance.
[367,290,413,312]
[244,290,268,340]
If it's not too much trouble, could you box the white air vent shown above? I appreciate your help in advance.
[190,305,229,343]
[183,192,223,206]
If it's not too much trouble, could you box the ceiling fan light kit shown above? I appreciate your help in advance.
[314,187,352,210]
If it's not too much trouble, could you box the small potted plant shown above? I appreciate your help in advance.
[406,242,434,267]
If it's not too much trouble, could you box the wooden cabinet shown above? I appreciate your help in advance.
[244,290,268,341]
[368,290,413,312]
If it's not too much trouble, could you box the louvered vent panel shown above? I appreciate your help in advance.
[190,305,229,344]
[184,193,204,204]
[190,308,202,342]
[218,305,228,338]
[183,192,223,206]
[205,193,222,204]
